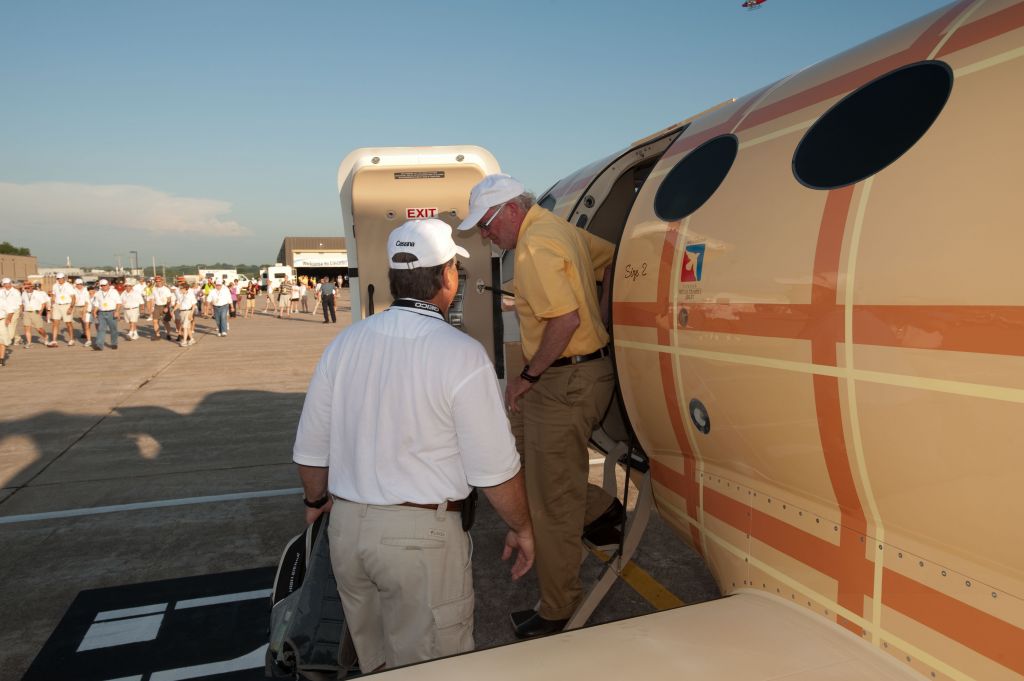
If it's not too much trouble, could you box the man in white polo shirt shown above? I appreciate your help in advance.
[49,272,77,346]
[71,279,92,346]
[207,280,232,336]
[150,275,174,341]
[294,218,534,672]
[21,281,51,347]
[121,280,145,340]
[92,279,122,350]
[0,278,20,366]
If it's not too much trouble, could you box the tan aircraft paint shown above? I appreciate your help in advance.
[609,1,1024,679]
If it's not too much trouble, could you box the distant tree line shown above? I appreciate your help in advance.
[0,241,31,256]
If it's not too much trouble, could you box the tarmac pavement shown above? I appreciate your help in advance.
[0,290,718,680]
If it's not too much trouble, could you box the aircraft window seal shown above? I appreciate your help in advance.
[653,134,738,222]
[792,60,953,190]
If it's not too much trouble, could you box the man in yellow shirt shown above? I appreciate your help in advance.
[459,174,620,638]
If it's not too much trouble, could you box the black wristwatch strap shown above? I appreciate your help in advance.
[520,365,541,384]
[303,493,330,509]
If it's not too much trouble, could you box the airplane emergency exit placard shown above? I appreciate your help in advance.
[406,207,438,219]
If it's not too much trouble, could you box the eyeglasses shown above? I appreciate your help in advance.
[477,203,506,232]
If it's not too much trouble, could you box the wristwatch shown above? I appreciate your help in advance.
[520,365,541,384]
[303,493,330,509]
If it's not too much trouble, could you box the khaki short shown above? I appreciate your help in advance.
[23,310,45,330]
[72,305,88,321]
[51,303,73,322]
[179,309,194,326]
[124,307,140,323]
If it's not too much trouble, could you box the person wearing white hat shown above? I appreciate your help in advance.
[294,218,533,671]
[92,279,122,350]
[71,278,92,346]
[458,174,619,639]
[0,278,20,366]
[20,281,52,348]
[48,272,77,346]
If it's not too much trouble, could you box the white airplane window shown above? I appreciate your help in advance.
[793,60,953,190]
[653,135,738,222]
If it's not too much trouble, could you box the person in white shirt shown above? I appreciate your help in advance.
[0,277,21,366]
[174,281,198,346]
[294,219,534,670]
[92,279,123,351]
[289,279,301,315]
[264,278,279,314]
[150,275,174,341]
[207,280,232,336]
[71,279,92,347]
[49,272,77,346]
[298,281,309,313]
[21,281,51,348]
[121,281,145,340]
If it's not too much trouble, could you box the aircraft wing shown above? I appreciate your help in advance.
[379,591,921,680]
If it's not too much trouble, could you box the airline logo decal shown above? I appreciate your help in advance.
[681,243,705,282]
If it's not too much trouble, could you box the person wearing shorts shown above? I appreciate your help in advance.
[72,279,92,346]
[20,282,51,348]
[175,281,197,346]
[245,281,258,318]
[122,281,144,339]
[150,276,174,341]
[50,273,77,346]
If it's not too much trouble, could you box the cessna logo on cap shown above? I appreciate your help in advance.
[395,240,415,247]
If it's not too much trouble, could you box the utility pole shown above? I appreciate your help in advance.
[152,255,157,279]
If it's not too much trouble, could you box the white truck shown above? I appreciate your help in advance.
[197,269,252,291]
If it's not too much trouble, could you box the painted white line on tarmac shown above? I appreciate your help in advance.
[175,589,271,610]
[0,488,302,525]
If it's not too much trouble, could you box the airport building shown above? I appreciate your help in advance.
[276,237,349,283]
[0,254,38,282]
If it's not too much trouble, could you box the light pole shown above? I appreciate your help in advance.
[129,250,138,277]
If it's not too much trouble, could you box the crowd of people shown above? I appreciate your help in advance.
[0,273,342,367]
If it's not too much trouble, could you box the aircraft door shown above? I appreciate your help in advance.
[344,150,503,370]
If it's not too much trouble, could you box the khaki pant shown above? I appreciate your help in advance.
[0,314,11,346]
[328,500,473,670]
[523,356,615,620]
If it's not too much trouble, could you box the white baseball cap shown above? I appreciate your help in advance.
[1,278,11,285]
[388,219,469,269]
[75,278,84,284]
[56,272,66,279]
[99,279,110,285]
[457,174,526,230]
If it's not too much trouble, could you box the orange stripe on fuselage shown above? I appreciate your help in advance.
[937,1,1024,58]
[883,569,1024,676]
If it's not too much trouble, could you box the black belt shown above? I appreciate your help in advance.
[550,345,610,368]
[332,495,463,512]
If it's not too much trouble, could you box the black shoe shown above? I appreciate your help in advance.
[583,499,625,541]
[1,353,7,367]
[110,345,118,350]
[512,610,568,639]
[92,344,102,351]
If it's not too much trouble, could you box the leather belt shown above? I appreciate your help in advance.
[550,345,610,368]
[399,500,463,512]
[332,495,463,512]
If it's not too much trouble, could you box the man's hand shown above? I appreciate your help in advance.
[504,374,533,414]
[304,497,333,525]
[501,527,535,580]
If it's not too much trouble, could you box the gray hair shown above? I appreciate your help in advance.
[510,192,536,214]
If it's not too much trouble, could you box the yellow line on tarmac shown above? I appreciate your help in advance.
[589,547,686,611]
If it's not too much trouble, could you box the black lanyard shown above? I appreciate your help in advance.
[389,298,443,320]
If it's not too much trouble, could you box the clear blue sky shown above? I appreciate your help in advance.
[0,0,940,267]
